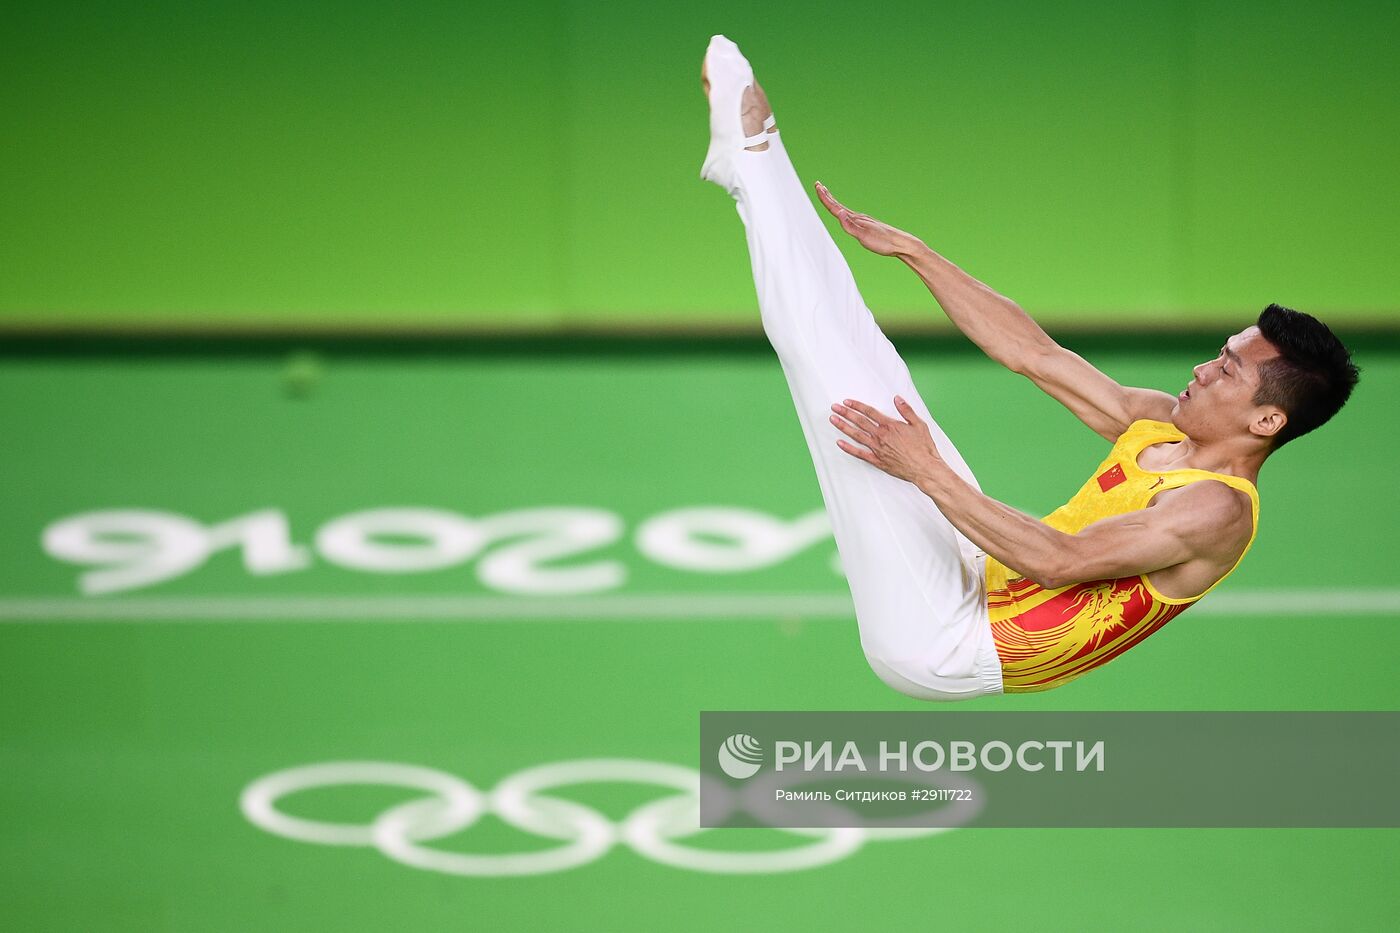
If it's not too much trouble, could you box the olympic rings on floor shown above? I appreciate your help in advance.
[240,758,973,876]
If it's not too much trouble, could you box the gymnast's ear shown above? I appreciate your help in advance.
[1250,406,1287,445]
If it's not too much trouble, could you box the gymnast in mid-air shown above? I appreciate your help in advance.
[699,35,1359,698]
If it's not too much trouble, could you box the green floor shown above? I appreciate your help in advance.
[2,347,1397,930]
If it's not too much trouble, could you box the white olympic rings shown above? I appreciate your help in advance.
[240,758,967,876]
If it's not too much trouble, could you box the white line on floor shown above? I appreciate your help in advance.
[0,590,1396,621]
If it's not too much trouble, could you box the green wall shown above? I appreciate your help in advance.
[3,0,1398,330]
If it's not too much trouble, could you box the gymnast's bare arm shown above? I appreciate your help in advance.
[814,183,1176,443]
[830,397,1252,591]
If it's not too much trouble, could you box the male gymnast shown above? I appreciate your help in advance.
[699,36,1360,699]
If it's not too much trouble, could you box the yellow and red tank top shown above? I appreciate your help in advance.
[987,419,1259,693]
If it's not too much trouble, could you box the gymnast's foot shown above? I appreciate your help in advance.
[699,35,778,192]
[701,60,773,152]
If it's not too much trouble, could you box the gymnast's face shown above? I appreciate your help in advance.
[1174,326,1285,442]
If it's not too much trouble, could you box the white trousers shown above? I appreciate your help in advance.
[727,134,1003,701]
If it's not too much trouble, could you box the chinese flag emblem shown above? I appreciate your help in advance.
[1097,463,1127,492]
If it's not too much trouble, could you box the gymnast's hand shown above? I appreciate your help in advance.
[814,182,920,257]
[829,396,946,484]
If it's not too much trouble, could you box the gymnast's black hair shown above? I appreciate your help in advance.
[1251,303,1360,449]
